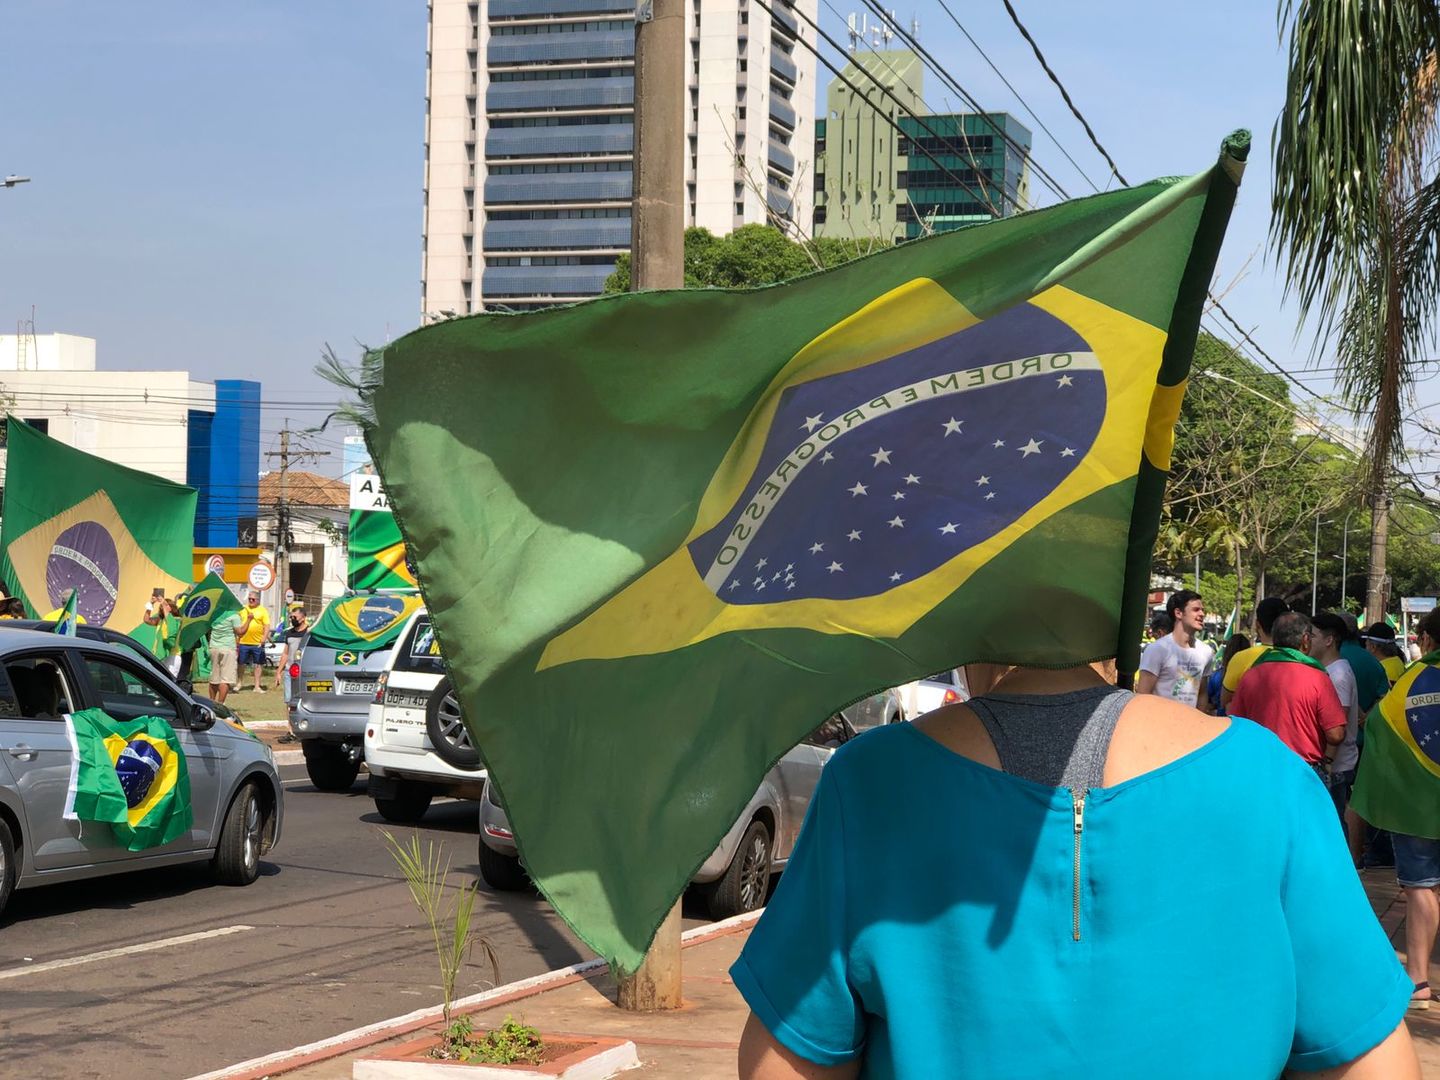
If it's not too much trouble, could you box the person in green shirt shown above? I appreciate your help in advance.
[207,608,245,705]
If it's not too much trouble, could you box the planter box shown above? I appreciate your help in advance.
[353,1032,640,1080]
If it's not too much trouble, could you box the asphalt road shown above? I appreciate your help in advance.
[0,765,703,1079]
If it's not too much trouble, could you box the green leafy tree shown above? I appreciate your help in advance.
[1272,1,1440,622]
[602,225,886,293]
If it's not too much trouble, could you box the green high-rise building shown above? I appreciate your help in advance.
[813,49,1031,242]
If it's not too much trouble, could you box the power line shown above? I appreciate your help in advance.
[931,0,1100,192]
[752,0,1004,217]
[997,0,1127,185]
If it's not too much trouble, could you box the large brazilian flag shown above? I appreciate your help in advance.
[348,133,1249,971]
[1,419,197,640]
[1352,651,1440,840]
[308,592,424,656]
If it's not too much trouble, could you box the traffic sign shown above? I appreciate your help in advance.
[247,560,275,592]
[205,554,226,576]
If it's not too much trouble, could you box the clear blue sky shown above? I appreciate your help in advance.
[0,1,1364,469]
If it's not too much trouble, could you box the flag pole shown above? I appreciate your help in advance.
[615,0,685,1013]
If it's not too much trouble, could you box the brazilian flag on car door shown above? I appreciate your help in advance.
[63,708,192,851]
[307,593,423,655]
[350,134,1250,971]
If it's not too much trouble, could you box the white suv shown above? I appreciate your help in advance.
[363,609,485,823]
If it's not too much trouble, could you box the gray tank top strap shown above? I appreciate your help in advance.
[967,686,1133,791]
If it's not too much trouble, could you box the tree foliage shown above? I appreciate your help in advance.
[602,225,886,293]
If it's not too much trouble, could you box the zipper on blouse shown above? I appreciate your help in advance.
[1071,790,1087,942]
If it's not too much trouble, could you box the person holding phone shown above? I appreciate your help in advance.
[236,592,271,692]
[141,591,181,675]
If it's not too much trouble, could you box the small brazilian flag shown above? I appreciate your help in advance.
[308,592,423,654]
[1352,652,1440,840]
[346,133,1249,970]
[62,708,193,851]
[177,572,243,651]
[53,589,79,636]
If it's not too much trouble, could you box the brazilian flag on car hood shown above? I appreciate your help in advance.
[307,593,423,653]
[345,134,1249,971]
[63,708,192,851]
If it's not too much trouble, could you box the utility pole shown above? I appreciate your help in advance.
[266,422,330,606]
[616,0,685,1014]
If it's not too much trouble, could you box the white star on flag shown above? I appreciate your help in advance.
[848,482,868,497]
[871,447,892,466]
[904,473,921,485]
[847,529,862,541]
[888,515,905,528]
[801,414,825,432]
[1060,447,1076,457]
[993,439,1005,448]
[809,542,824,554]
[976,475,990,486]
[891,491,905,501]
[827,561,844,573]
[942,417,963,436]
[984,492,996,501]
[820,451,834,464]
[728,580,740,590]
[939,522,958,535]
[889,572,903,582]
[757,558,768,569]
[1019,438,1044,457]
[1056,375,1074,388]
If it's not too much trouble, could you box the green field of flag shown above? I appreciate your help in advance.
[345,134,1249,971]
[0,418,197,642]
[62,708,192,851]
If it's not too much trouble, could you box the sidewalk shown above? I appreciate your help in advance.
[195,876,1440,1079]
[191,915,758,1080]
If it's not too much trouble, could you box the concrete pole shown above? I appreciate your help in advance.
[616,0,685,1014]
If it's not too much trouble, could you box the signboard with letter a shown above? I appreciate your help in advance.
[348,474,416,591]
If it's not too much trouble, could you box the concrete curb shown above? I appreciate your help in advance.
[273,749,304,767]
[188,910,762,1080]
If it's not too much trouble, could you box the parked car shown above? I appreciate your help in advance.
[477,690,903,918]
[288,597,399,792]
[363,608,484,823]
[899,668,970,719]
[0,628,283,916]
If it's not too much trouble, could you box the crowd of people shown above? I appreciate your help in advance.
[1138,589,1437,1011]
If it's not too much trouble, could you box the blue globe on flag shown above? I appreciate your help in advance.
[183,594,214,619]
[115,740,164,808]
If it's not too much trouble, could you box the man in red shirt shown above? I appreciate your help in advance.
[1230,611,1347,769]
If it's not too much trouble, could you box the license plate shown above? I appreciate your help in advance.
[387,691,429,710]
[339,679,374,695]
[305,680,333,694]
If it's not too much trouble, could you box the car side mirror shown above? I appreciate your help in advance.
[189,701,216,732]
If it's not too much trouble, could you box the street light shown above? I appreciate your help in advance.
[2,175,30,188]
[1313,516,1333,615]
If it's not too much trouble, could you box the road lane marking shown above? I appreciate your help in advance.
[0,924,254,982]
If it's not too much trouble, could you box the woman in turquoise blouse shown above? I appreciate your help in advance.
[734,663,1419,1079]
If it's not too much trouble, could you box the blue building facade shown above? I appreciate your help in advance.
[187,379,261,547]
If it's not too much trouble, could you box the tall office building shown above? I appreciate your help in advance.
[813,49,1030,242]
[422,0,816,315]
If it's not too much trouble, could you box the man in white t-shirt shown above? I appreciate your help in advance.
[1137,590,1215,711]
[1309,611,1361,823]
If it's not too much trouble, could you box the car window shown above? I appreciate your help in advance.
[4,655,75,721]
[80,653,182,724]
[805,714,850,748]
[393,616,444,674]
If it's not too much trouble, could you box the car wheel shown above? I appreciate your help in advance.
[374,783,434,824]
[425,676,481,770]
[0,817,16,918]
[704,818,772,920]
[212,783,264,886]
[478,839,531,892]
[302,740,360,791]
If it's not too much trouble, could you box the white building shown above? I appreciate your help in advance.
[0,333,213,484]
[421,0,817,315]
[0,332,263,548]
